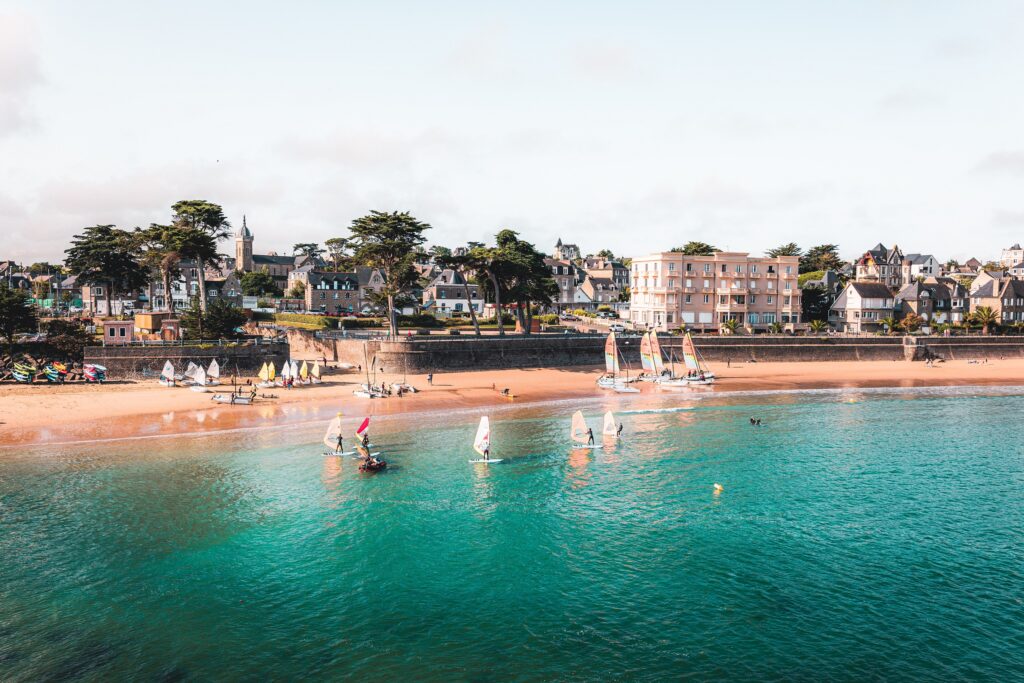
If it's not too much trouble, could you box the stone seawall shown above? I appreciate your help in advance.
[84,340,290,378]
[266,328,1024,372]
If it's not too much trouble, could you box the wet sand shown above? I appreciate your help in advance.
[2,359,1023,447]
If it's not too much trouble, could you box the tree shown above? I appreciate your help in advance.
[28,262,62,276]
[348,210,430,337]
[801,285,832,322]
[767,243,802,258]
[808,319,828,334]
[435,247,483,336]
[65,225,149,316]
[899,312,924,334]
[240,270,281,297]
[596,249,616,259]
[136,223,186,314]
[293,242,324,259]
[43,319,92,361]
[0,283,37,353]
[879,315,899,335]
[671,241,719,255]
[324,237,351,271]
[799,244,845,274]
[769,321,784,334]
[287,281,307,299]
[720,318,740,335]
[971,306,998,335]
[171,200,230,312]
[180,298,246,340]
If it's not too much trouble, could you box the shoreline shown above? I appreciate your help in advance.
[3,359,1024,447]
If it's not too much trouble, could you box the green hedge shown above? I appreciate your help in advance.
[274,313,335,329]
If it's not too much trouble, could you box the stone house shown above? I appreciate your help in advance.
[855,243,905,289]
[829,282,896,333]
[421,269,483,318]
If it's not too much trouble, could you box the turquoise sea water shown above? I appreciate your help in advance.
[2,388,1024,680]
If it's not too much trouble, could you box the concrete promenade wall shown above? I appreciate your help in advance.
[84,340,290,378]
[269,328,1024,372]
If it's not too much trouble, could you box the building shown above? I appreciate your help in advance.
[854,243,905,289]
[828,282,896,333]
[629,251,802,332]
[421,269,483,318]
[970,278,1024,326]
[234,216,320,290]
[545,258,583,311]
[999,244,1024,268]
[305,271,362,315]
[964,257,983,273]
[552,238,580,261]
[969,269,1008,295]
[902,253,940,280]
[578,275,621,307]
[894,280,968,328]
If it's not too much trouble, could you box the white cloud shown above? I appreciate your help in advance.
[0,11,44,137]
[974,151,1024,176]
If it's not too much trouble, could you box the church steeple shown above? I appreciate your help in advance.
[236,214,254,271]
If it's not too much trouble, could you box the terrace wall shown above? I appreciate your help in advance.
[83,339,290,378]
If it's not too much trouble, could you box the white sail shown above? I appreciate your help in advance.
[473,416,490,456]
[290,360,299,379]
[193,365,207,386]
[571,410,590,444]
[323,415,344,450]
[160,360,174,382]
[207,359,220,379]
[281,361,292,380]
[311,361,321,379]
[184,361,199,379]
[603,411,618,437]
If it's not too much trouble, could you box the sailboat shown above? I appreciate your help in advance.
[278,359,292,386]
[355,417,372,448]
[190,365,211,392]
[310,360,322,384]
[661,332,715,386]
[299,360,309,385]
[597,331,640,393]
[183,361,200,383]
[206,359,220,386]
[322,413,352,455]
[290,360,300,383]
[603,411,620,439]
[354,344,384,398]
[256,362,274,388]
[638,332,657,380]
[469,416,502,463]
[159,360,176,387]
[570,410,598,449]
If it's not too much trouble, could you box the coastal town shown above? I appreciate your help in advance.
[4,201,1024,348]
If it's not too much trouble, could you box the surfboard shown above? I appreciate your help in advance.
[468,458,504,463]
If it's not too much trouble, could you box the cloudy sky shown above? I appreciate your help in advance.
[2,0,1023,264]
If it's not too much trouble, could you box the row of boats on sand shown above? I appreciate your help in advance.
[598,330,715,392]
[157,358,323,404]
[320,409,625,474]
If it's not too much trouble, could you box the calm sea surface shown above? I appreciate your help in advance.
[2,388,1023,681]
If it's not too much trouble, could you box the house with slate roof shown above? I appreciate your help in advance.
[828,282,896,333]
[421,269,483,318]
[999,244,1024,268]
[902,253,940,280]
[854,243,905,289]
[234,215,321,290]
[970,278,1024,326]
[894,279,968,328]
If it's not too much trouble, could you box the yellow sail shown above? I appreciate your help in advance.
[299,360,309,380]
[257,362,269,382]
[268,363,276,381]
[311,361,321,379]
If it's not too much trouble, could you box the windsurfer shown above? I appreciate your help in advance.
[336,433,344,454]
[617,423,624,436]
[587,428,595,445]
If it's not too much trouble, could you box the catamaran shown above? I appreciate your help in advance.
[469,416,502,463]
[597,331,640,393]
[159,360,176,387]
[290,360,300,383]
[571,410,598,448]
[660,332,715,386]
[603,411,620,439]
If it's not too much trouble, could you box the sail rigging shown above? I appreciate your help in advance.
[323,415,344,450]
[571,410,590,444]
[681,333,702,373]
[473,416,490,456]
[355,417,371,439]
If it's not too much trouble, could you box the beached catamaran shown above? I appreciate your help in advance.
[256,362,275,388]
[597,331,640,393]
[639,330,671,381]
[469,416,502,463]
[660,332,715,386]
[299,361,309,385]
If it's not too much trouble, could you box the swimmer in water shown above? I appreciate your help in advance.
[713,483,723,495]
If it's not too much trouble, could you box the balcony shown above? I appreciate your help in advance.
[749,272,762,278]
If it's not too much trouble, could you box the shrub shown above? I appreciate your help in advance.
[274,313,334,329]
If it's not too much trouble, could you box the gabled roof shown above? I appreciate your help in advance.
[849,282,894,299]
[426,268,469,288]
[972,281,997,297]
[253,254,296,266]
[999,279,1024,298]
[903,253,935,265]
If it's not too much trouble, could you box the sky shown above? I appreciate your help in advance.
[2,0,1024,264]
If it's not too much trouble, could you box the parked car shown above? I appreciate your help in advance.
[609,323,626,333]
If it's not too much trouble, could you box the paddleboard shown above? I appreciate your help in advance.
[468,458,504,463]
[322,450,358,457]
[570,444,601,449]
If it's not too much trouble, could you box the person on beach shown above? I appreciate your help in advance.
[587,428,595,445]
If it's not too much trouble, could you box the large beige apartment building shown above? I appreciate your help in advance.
[629,251,802,332]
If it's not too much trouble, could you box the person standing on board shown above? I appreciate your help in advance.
[335,433,344,454]
[587,428,595,446]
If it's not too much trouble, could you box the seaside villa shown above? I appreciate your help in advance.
[828,282,895,333]
[628,251,802,332]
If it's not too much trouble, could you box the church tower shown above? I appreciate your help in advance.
[235,215,254,272]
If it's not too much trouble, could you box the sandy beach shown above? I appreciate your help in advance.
[2,358,1022,447]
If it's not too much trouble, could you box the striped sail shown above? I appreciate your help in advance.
[473,416,490,456]
[682,333,701,372]
[650,330,666,374]
[639,333,655,373]
[604,332,620,375]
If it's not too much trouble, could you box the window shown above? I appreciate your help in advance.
[767,266,775,273]
[768,281,775,290]
[704,263,711,273]
[685,278,692,287]
[719,295,727,304]
[668,262,675,271]
[107,328,115,337]
[735,264,743,273]
[784,281,791,290]
[784,296,790,305]
[684,294,692,304]
[721,264,727,273]
[320,292,326,300]
[751,265,758,273]
[703,279,710,288]
[767,295,774,304]
[750,295,757,304]
[703,294,710,304]
[785,266,792,274]
[686,263,692,272]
